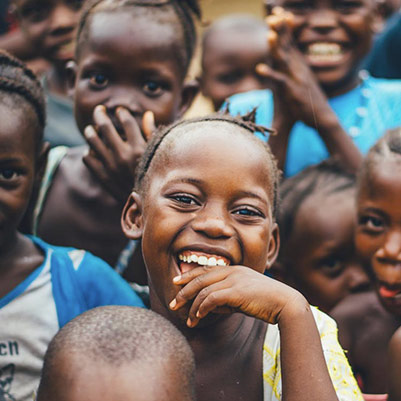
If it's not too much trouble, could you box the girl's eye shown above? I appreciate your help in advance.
[319,257,343,277]
[234,207,263,218]
[358,215,384,232]
[67,0,84,10]
[336,0,363,11]
[89,73,109,88]
[143,81,163,96]
[0,169,20,181]
[171,195,197,205]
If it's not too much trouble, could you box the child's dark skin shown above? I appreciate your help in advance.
[277,187,369,313]
[0,99,46,298]
[200,17,270,111]
[123,123,344,401]
[388,327,401,401]
[256,1,381,172]
[35,10,197,269]
[332,156,401,393]
[13,0,81,97]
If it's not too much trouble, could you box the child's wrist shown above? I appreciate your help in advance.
[277,292,311,328]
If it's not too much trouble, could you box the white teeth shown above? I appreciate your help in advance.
[307,42,342,56]
[198,256,208,265]
[178,253,228,267]
[208,257,217,266]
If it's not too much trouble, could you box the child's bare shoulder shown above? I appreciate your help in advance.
[37,146,127,265]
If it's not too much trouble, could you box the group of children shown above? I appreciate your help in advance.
[1,0,401,400]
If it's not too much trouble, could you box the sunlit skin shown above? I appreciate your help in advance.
[122,121,343,401]
[356,158,401,316]
[281,188,370,313]
[267,0,380,95]
[0,100,45,299]
[201,26,270,110]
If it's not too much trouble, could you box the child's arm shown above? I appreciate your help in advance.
[170,266,341,401]
[256,7,362,174]
[388,327,401,401]
[83,105,155,203]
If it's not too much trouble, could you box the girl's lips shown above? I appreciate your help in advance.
[378,285,401,299]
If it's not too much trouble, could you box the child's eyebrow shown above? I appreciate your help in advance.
[167,177,203,186]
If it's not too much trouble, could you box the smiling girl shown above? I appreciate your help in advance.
[228,1,401,177]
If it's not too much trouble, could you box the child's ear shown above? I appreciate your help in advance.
[178,79,199,117]
[121,192,144,240]
[65,60,77,99]
[266,222,280,270]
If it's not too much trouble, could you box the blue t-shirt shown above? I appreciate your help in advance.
[0,236,144,401]
[228,75,401,177]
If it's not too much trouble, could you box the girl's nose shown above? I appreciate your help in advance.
[377,230,401,261]
[192,208,235,239]
[308,9,338,32]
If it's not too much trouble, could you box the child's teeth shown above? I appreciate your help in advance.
[178,253,228,267]
[208,257,217,266]
[198,256,208,265]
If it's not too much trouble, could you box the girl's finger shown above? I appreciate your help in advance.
[189,288,236,327]
[116,107,147,146]
[142,110,155,140]
[255,63,286,84]
[84,125,115,171]
[93,105,124,152]
[171,267,231,309]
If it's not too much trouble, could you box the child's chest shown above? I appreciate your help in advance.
[195,319,267,401]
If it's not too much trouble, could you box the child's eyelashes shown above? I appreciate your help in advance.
[0,168,22,184]
[217,71,243,85]
[358,214,385,233]
[142,80,166,97]
[233,207,264,219]
[88,72,109,89]
[282,0,312,13]
[169,194,199,207]
[335,0,364,12]
[318,256,344,277]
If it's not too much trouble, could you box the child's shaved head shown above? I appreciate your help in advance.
[37,306,196,401]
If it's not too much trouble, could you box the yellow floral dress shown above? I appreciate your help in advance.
[263,307,363,401]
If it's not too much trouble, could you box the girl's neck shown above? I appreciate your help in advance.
[46,63,70,97]
[323,70,363,98]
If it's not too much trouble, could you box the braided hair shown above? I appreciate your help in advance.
[76,0,201,75]
[0,50,45,154]
[135,111,281,217]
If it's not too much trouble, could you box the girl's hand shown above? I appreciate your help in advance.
[256,7,332,128]
[83,105,155,203]
[169,265,305,328]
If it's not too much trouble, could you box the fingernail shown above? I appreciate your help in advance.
[196,311,201,318]
[84,125,96,139]
[173,275,182,283]
[187,318,192,327]
[95,104,106,114]
[169,299,177,309]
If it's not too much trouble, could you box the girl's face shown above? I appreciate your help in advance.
[281,188,369,312]
[72,11,196,134]
[123,124,279,325]
[0,102,38,251]
[356,159,401,315]
[15,0,81,64]
[271,0,379,94]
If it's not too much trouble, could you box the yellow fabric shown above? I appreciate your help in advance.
[263,307,364,401]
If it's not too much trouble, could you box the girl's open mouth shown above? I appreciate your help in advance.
[303,42,348,65]
[177,251,230,274]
